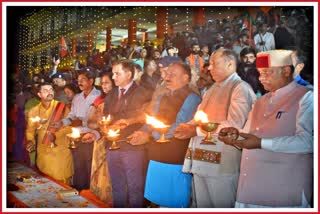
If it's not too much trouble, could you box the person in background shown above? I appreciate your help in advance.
[237,47,266,97]
[254,22,275,52]
[63,83,80,105]
[200,44,210,63]
[196,63,214,97]
[185,43,204,74]
[51,73,68,103]
[290,47,312,88]
[239,47,256,65]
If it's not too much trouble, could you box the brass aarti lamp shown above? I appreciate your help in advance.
[30,116,57,148]
[194,110,220,145]
[67,128,81,149]
[99,115,111,132]
[30,116,48,130]
[146,115,170,143]
[106,129,120,150]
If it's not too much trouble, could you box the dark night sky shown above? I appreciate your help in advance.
[6,6,46,99]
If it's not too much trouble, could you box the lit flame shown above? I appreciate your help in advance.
[30,116,41,123]
[194,110,209,123]
[108,129,120,137]
[102,114,111,122]
[146,115,169,129]
[70,128,80,138]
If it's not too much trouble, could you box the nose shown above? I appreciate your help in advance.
[258,74,266,82]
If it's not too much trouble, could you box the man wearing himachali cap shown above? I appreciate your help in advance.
[219,50,313,208]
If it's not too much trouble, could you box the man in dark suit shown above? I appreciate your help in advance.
[103,60,151,208]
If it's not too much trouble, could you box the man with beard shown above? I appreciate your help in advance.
[185,43,204,74]
[232,33,250,58]
[51,67,101,191]
[237,47,266,97]
[25,82,73,184]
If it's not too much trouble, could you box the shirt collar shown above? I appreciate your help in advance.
[215,72,239,87]
[119,81,134,94]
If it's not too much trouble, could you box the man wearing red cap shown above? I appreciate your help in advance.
[219,49,313,208]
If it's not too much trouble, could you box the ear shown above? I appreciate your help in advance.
[37,92,41,98]
[89,78,94,85]
[296,63,304,72]
[183,73,190,82]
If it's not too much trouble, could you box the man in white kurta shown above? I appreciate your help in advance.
[175,48,256,207]
[219,50,313,208]
[254,23,275,53]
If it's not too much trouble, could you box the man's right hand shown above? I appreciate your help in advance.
[26,141,35,152]
[52,57,60,66]
[174,123,197,139]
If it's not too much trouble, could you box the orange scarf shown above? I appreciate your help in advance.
[189,54,204,73]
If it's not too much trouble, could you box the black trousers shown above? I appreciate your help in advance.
[71,143,93,191]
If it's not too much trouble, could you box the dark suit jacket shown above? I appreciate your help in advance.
[103,81,151,140]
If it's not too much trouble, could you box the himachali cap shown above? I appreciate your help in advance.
[256,50,293,69]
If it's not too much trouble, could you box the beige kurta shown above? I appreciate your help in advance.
[25,100,73,182]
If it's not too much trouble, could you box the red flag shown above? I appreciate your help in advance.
[60,36,68,58]
[260,6,272,14]
[242,13,254,39]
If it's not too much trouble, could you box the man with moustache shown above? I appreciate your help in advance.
[25,82,73,184]
[129,62,201,164]
[51,67,101,190]
[103,60,151,208]
[219,50,313,208]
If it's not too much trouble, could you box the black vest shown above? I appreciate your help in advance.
[156,85,193,125]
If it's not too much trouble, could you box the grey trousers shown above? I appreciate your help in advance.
[191,173,239,208]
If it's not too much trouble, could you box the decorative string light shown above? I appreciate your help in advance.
[17,6,242,73]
